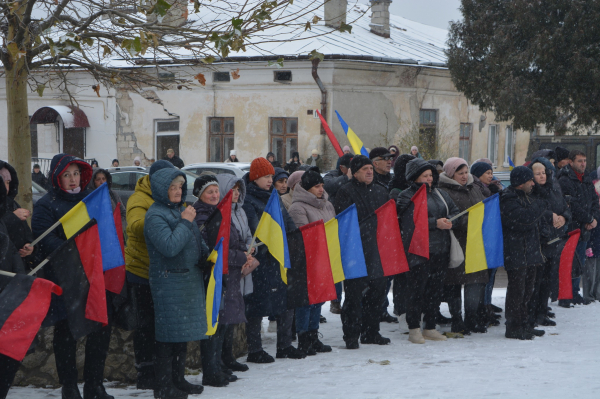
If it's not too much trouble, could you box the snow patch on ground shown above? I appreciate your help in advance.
[8,289,600,398]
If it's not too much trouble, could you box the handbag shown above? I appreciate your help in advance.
[434,189,465,268]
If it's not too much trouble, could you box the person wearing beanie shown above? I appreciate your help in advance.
[112,159,120,167]
[32,163,49,190]
[438,157,489,335]
[500,165,551,340]
[163,148,184,168]
[369,147,393,189]
[554,146,570,169]
[334,154,392,349]
[326,153,354,206]
[133,156,142,167]
[336,146,353,169]
[397,157,460,344]
[388,145,400,164]
[227,150,239,162]
[193,175,219,198]
[242,159,305,362]
[557,150,600,308]
[266,152,282,168]
[305,149,324,171]
[389,154,416,201]
[411,146,423,159]
[284,152,303,174]
[287,167,335,356]
[343,146,351,154]
[281,170,304,211]
[273,167,290,209]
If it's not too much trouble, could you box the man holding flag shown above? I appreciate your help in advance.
[334,155,391,349]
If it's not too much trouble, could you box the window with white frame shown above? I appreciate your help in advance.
[504,125,515,166]
[459,123,472,163]
[155,119,180,160]
[488,125,498,165]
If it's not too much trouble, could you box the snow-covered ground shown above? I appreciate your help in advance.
[9,288,599,399]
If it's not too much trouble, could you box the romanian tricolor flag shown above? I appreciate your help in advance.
[206,237,224,336]
[508,156,516,171]
[255,190,291,284]
[324,204,368,282]
[287,220,337,308]
[335,111,369,157]
[59,183,124,271]
[465,194,504,274]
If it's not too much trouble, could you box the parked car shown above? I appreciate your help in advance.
[182,162,251,178]
[493,171,511,188]
[105,166,199,208]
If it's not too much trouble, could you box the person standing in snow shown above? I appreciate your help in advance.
[500,166,549,340]
[288,167,334,356]
[396,158,459,344]
[284,152,303,174]
[334,155,391,349]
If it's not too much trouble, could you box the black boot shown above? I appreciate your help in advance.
[558,299,572,308]
[451,317,471,335]
[536,315,556,327]
[360,333,391,345]
[276,345,307,359]
[297,332,316,356]
[310,331,332,353]
[83,384,113,399]
[435,310,452,325]
[246,350,274,364]
[505,326,534,340]
[222,357,249,372]
[62,384,83,399]
[172,351,203,395]
[136,365,155,390]
[222,324,249,372]
[154,356,188,399]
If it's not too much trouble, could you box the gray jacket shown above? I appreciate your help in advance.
[288,184,336,228]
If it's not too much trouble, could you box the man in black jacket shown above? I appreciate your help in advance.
[500,166,552,340]
[369,147,393,189]
[557,150,600,307]
[163,148,184,168]
[334,155,391,349]
[323,153,353,204]
[31,164,49,190]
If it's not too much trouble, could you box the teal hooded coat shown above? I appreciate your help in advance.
[144,168,209,343]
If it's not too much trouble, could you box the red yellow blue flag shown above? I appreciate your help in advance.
[206,237,224,336]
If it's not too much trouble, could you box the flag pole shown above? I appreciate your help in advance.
[448,208,470,223]
[0,270,16,277]
[30,220,62,247]
[28,259,50,276]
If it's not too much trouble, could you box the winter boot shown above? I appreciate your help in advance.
[136,365,155,390]
[345,339,359,350]
[320,315,327,323]
[360,333,391,345]
[297,332,317,356]
[62,384,83,399]
[329,301,342,315]
[505,325,534,340]
[310,330,332,353]
[408,328,425,344]
[558,299,572,308]
[381,311,399,323]
[451,317,471,335]
[172,351,203,395]
[423,329,447,341]
[536,315,556,327]
[246,350,274,364]
[276,345,307,359]
[154,356,188,399]
[525,324,545,337]
[83,384,114,399]
[435,310,452,325]
[222,325,249,372]
[490,304,503,313]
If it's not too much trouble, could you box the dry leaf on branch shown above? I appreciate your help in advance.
[194,73,206,86]
[231,69,240,79]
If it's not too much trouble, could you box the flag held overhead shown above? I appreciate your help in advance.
[335,111,369,157]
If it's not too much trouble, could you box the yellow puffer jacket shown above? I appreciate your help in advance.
[125,175,154,279]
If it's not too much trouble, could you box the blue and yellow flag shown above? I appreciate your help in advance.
[206,237,224,336]
[465,194,504,274]
[335,111,369,157]
[324,204,368,282]
[59,183,124,271]
[508,156,515,170]
[255,190,291,284]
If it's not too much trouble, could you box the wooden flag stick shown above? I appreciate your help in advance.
[0,270,16,277]
[28,259,50,276]
[546,237,561,245]
[448,208,470,223]
[30,220,61,247]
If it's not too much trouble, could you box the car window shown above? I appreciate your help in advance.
[111,172,132,190]
[183,171,199,192]
[135,173,147,185]
[193,167,235,176]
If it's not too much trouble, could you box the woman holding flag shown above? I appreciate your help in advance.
[144,168,208,399]
[438,158,489,335]
[396,158,460,344]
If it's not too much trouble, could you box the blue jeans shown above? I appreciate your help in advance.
[332,283,342,303]
[484,268,498,305]
[295,304,322,333]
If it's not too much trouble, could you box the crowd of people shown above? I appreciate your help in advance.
[1,143,599,399]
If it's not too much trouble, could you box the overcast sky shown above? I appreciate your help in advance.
[387,0,463,30]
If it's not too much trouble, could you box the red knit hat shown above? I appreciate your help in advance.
[249,157,275,181]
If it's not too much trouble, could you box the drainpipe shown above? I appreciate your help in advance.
[311,58,327,135]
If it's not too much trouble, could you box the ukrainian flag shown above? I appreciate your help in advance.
[206,237,224,336]
[465,194,504,274]
[255,190,291,284]
[508,156,515,171]
[59,183,124,271]
[335,111,370,157]
[324,204,368,282]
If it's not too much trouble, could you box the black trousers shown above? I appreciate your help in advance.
[405,254,448,330]
[222,324,237,364]
[506,266,537,329]
[130,282,156,373]
[200,324,226,380]
[0,354,20,399]
[246,309,294,354]
[446,283,486,325]
[341,276,387,343]
[392,273,408,316]
[53,319,112,386]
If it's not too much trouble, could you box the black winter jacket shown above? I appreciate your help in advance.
[373,171,391,190]
[163,155,184,169]
[323,169,349,204]
[334,177,389,222]
[557,164,600,242]
[500,186,552,270]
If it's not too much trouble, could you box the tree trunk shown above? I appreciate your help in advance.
[6,56,33,212]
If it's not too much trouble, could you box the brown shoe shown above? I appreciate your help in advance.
[329,301,342,314]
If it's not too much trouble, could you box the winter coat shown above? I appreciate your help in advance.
[437,173,488,285]
[281,192,293,210]
[472,175,502,198]
[288,185,336,228]
[144,168,208,343]
[284,152,302,174]
[32,170,49,190]
[305,155,324,171]
[216,174,254,295]
[588,178,600,258]
[0,181,25,275]
[323,168,350,204]
[125,175,154,280]
[388,145,400,164]
[193,199,248,325]
[499,186,552,270]
[88,168,126,225]
[242,174,297,318]
[397,183,460,268]
[163,155,184,169]
[32,154,94,322]
[557,164,600,243]
[227,157,239,162]
[267,152,282,168]
[373,171,392,190]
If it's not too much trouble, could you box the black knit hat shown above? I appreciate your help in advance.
[338,153,354,168]
[510,166,534,187]
[555,146,570,163]
[193,175,219,197]
[300,167,324,191]
[350,155,373,175]
[369,147,393,160]
[470,162,493,178]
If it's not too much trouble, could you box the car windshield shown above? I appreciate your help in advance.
[183,170,198,192]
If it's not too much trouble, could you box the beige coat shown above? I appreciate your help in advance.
[288,185,336,228]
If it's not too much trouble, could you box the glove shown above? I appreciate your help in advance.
[586,248,594,258]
